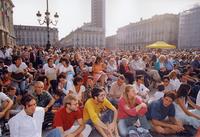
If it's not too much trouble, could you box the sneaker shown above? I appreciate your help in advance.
[137,127,152,137]
[129,130,140,137]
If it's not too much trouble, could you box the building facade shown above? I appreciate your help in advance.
[0,0,15,47]
[60,25,105,48]
[178,5,200,49]
[60,0,105,48]
[106,35,117,49]
[117,14,179,50]
[14,25,58,47]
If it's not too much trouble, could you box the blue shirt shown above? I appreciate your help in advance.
[146,98,175,120]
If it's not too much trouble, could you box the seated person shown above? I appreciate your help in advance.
[149,84,165,103]
[51,89,64,113]
[53,94,92,137]
[108,75,126,106]
[0,88,13,121]
[146,92,184,134]
[118,85,150,137]
[133,75,150,103]
[174,84,200,129]
[83,87,119,137]
[5,86,23,116]
[161,76,176,93]
[32,81,55,129]
[32,81,55,112]
[83,76,95,103]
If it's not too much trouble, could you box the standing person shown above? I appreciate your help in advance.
[53,94,91,137]
[118,85,150,137]
[146,92,184,134]
[83,87,119,137]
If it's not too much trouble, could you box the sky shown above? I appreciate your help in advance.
[12,0,200,39]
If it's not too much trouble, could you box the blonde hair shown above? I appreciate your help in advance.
[63,94,77,107]
[123,85,136,107]
[159,55,166,62]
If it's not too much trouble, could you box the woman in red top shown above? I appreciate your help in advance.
[117,85,150,137]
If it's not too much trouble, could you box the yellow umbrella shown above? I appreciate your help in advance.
[146,41,176,49]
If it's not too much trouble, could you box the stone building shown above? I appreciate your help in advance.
[0,0,15,47]
[117,14,179,50]
[178,5,200,49]
[14,25,58,47]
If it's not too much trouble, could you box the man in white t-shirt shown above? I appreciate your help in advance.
[8,56,28,95]
[43,57,57,82]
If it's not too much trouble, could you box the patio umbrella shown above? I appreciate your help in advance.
[146,41,176,49]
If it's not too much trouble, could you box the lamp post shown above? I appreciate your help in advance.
[36,0,58,51]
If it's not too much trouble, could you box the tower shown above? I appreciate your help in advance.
[91,0,105,30]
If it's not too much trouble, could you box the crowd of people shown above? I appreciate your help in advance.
[0,45,199,137]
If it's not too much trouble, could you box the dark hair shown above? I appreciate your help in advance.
[57,73,66,81]
[164,92,176,101]
[73,76,83,86]
[12,55,21,63]
[21,94,36,106]
[37,75,48,82]
[47,57,54,63]
[136,75,144,81]
[157,84,165,91]
[91,87,104,98]
[6,85,16,92]
[54,89,63,97]
[95,56,102,64]
[162,75,170,81]
[176,84,191,98]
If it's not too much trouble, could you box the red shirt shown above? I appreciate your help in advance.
[53,107,82,131]
[118,96,147,119]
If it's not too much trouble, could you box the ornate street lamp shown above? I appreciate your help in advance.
[36,0,59,50]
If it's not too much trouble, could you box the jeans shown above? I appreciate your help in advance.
[87,109,114,126]
[118,116,150,137]
[45,128,62,137]
[12,80,26,95]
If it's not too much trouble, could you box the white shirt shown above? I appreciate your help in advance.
[133,83,150,102]
[8,107,45,137]
[68,85,85,101]
[56,64,75,75]
[0,92,10,106]
[170,78,181,90]
[43,63,57,81]
[130,59,145,70]
[197,90,200,106]
[8,62,27,73]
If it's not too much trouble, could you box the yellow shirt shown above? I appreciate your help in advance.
[83,98,115,124]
